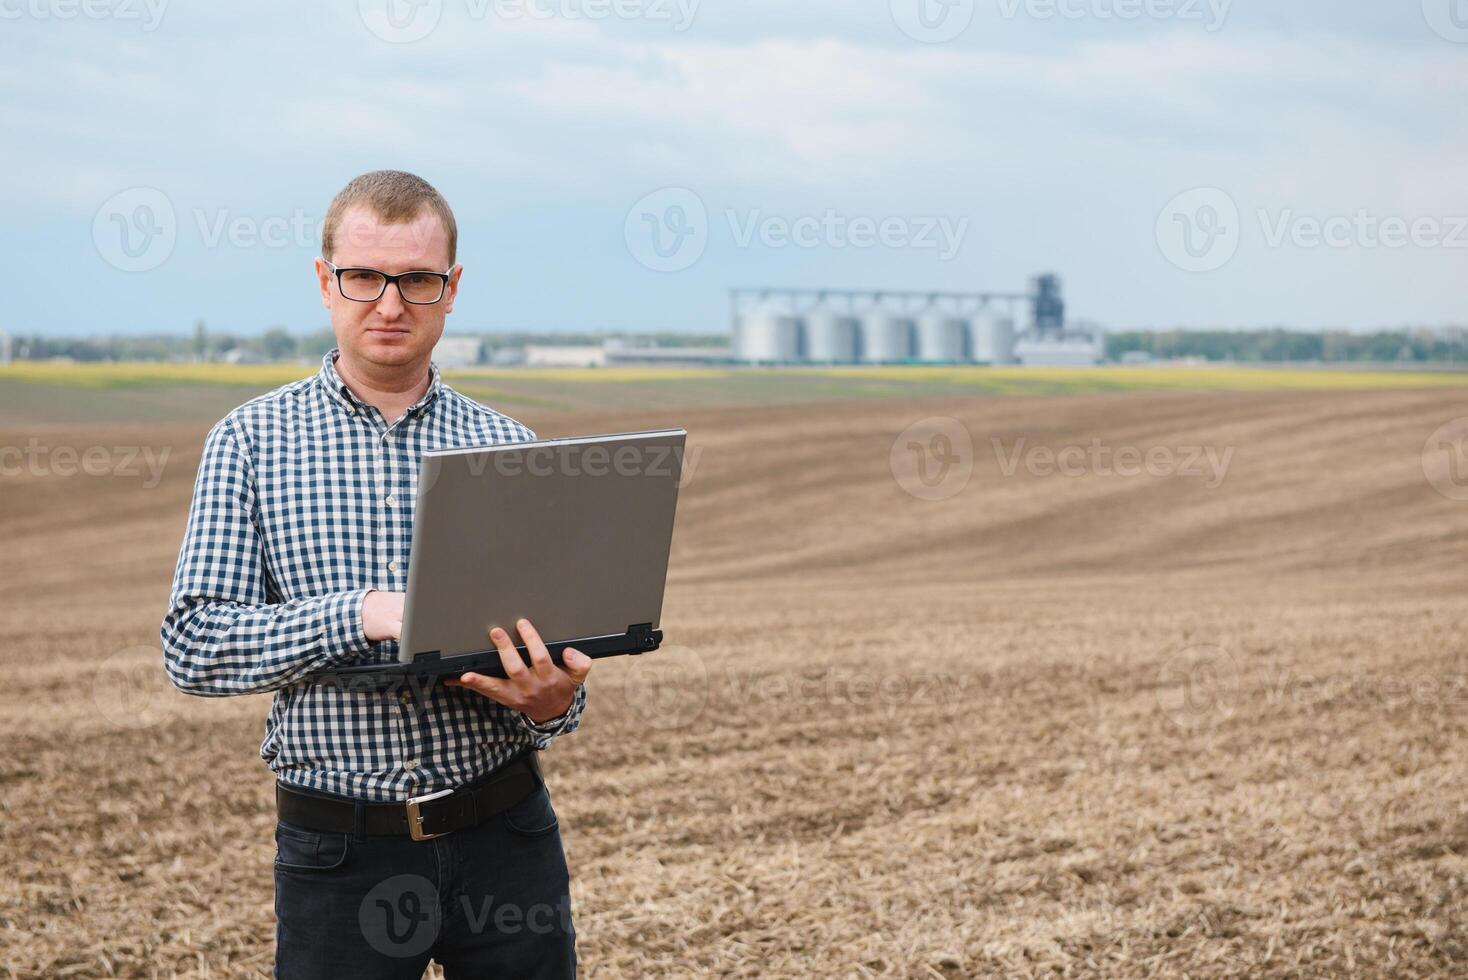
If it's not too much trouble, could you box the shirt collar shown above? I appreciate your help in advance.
[317,347,443,418]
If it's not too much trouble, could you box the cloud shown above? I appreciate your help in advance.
[3,6,1466,330]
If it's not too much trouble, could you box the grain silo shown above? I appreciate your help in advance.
[735,312,801,363]
[969,310,1015,364]
[803,312,860,363]
[914,314,969,363]
[859,315,913,363]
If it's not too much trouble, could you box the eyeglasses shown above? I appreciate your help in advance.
[323,260,453,305]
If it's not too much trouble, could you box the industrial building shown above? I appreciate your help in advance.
[728,272,1101,367]
[432,335,485,368]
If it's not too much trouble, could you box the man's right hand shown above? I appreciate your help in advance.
[361,590,406,642]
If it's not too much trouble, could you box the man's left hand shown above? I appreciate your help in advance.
[444,617,591,722]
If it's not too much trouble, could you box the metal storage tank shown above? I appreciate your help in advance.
[735,312,801,363]
[969,311,1015,364]
[915,314,968,363]
[803,312,859,363]
[859,315,913,363]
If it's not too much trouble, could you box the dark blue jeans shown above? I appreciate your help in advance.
[273,782,576,979]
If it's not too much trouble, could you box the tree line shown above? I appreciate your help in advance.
[1107,328,1467,363]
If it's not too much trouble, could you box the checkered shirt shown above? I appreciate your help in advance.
[160,348,585,801]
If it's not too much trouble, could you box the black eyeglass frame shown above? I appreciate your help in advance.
[322,259,455,305]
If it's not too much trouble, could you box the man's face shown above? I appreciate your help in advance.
[315,206,461,370]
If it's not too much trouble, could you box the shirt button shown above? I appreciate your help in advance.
[385,495,397,507]
[388,560,399,572]
[399,689,412,704]
[403,759,418,771]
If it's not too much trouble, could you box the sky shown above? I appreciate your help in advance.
[2,0,1466,337]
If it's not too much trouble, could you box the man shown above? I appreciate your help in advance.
[160,170,589,979]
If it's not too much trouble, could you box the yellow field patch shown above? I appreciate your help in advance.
[1,360,1462,393]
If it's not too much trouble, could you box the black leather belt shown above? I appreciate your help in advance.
[276,750,543,841]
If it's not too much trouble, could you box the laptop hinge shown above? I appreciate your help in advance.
[626,622,657,653]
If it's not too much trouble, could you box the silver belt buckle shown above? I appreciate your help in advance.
[405,787,455,841]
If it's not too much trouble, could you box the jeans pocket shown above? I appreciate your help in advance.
[501,785,559,840]
[274,820,351,872]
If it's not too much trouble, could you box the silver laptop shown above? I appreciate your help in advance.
[321,428,685,680]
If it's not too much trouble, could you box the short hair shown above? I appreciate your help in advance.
[321,170,458,266]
